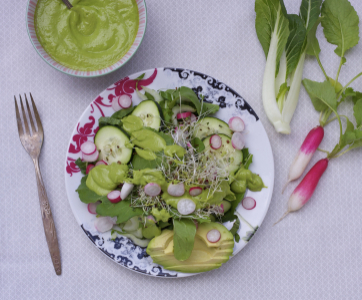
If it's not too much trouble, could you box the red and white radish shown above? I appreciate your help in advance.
[206,229,221,243]
[82,151,99,162]
[120,182,134,200]
[86,164,95,174]
[282,126,324,193]
[112,96,122,111]
[118,95,132,109]
[275,158,329,225]
[94,216,115,233]
[95,160,108,166]
[144,183,161,197]
[189,187,202,196]
[177,198,196,215]
[87,201,101,214]
[167,182,185,197]
[190,114,197,123]
[107,190,122,203]
[231,132,244,150]
[242,197,256,210]
[177,111,192,120]
[228,116,245,132]
[210,134,222,150]
[81,141,97,155]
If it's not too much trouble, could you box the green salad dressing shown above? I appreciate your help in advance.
[34,0,139,71]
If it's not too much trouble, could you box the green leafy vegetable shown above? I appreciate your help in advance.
[255,0,321,134]
[353,99,362,128]
[300,0,323,32]
[191,137,205,152]
[229,217,241,243]
[302,79,338,112]
[321,0,359,61]
[242,148,253,169]
[173,219,197,261]
[111,106,136,119]
[221,193,245,223]
[75,158,87,175]
[96,199,143,224]
[98,116,123,129]
[131,154,159,170]
[157,132,174,145]
[76,176,107,204]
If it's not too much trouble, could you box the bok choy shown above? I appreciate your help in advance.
[255,0,322,134]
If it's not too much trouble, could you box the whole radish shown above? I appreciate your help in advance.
[282,126,324,193]
[275,158,328,225]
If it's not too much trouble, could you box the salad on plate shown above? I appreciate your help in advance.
[75,82,266,273]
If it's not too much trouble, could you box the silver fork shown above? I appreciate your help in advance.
[15,94,61,276]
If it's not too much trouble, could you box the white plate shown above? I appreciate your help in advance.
[64,68,274,277]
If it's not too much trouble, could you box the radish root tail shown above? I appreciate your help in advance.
[273,211,290,226]
[281,180,290,194]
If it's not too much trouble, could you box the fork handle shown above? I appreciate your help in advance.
[33,159,62,275]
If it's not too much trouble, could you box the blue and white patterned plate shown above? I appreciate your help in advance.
[64,68,274,277]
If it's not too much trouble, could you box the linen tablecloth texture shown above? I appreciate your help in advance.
[1,0,362,299]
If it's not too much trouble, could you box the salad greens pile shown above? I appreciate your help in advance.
[75,83,266,272]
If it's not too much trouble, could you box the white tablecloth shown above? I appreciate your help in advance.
[1,0,362,299]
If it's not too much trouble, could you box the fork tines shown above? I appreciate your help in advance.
[14,93,43,137]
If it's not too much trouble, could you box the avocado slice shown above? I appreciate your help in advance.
[146,222,234,273]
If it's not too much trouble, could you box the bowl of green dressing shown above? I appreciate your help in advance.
[26,0,147,77]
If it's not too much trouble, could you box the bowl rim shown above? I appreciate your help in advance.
[25,0,147,78]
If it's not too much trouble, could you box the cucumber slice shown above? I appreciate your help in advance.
[94,126,132,164]
[202,134,243,175]
[194,117,232,140]
[132,100,163,131]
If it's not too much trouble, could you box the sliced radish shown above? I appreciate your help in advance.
[210,134,222,150]
[189,187,202,197]
[82,151,99,162]
[167,182,185,197]
[190,114,197,123]
[94,216,114,233]
[107,190,122,204]
[144,183,161,197]
[219,203,224,213]
[231,132,245,150]
[112,96,122,111]
[86,164,95,174]
[87,201,101,214]
[118,95,132,109]
[120,182,134,200]
[95,160,108,166]
[177,198,196,215]
[146,215,156,223]
[207,229,221,243]
[177,111,192,119]
[81,141,97,155]
[228,116,245,132]
[242,197,256,210]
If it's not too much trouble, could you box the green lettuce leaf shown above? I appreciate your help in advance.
[321,0,359,60]
[98,116,123,129]
[75,158,87,175]
[96,199,143,224]
[111,106,136,119]
[76,176,107,204]
[229,217,241,242]
[173,219,197,261]
[221,193,245,223]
